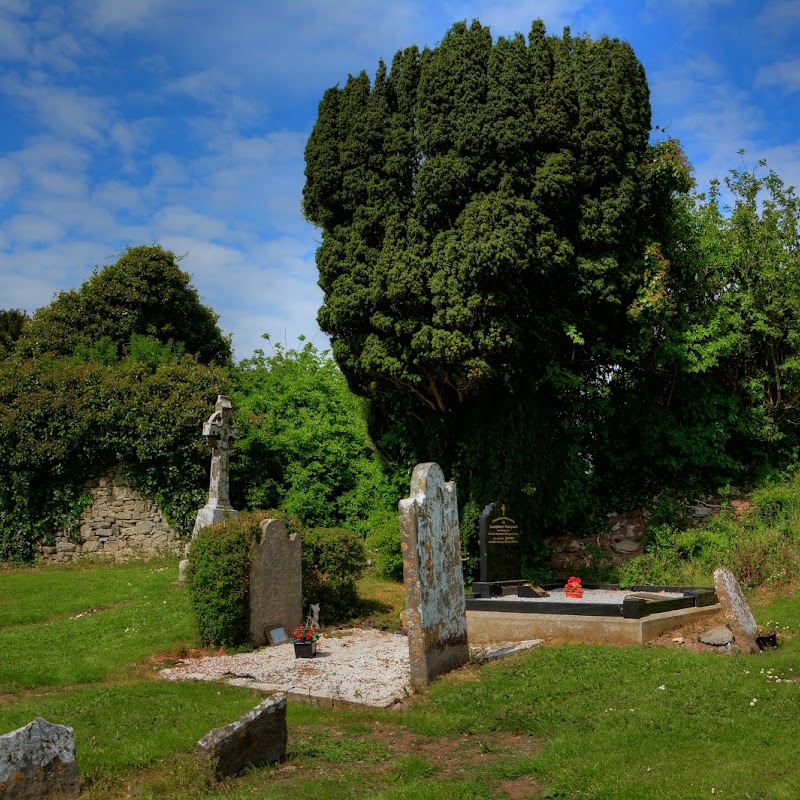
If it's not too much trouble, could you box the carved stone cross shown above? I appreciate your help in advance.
[203,394,239,510]
[192,394,240,536]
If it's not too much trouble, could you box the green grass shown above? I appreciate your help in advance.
[0,559,193,693]
[2,558,800,798]
[0,558,179,627]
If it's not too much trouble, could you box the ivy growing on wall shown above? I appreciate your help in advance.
[0,352,228,562]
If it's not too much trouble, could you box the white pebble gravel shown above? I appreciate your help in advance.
[160,628,413,707]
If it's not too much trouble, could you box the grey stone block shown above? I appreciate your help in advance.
[0,717,79,799]
[198,696,287,779]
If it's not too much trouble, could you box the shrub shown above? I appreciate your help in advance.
[302,526,366,621]
[187,512,260,647]
[364,509,403,581]
[188,511,365,646]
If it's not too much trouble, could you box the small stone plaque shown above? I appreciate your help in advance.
[267,626,287,645]
[479,502,521,582]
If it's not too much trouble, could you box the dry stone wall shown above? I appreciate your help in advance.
[38,467,183,564]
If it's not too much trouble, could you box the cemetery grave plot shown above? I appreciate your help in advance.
[466,582,721,645]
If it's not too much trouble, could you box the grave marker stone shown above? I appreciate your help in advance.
[713,566,759,654]
[198,695,287,779]
[0,717,79,798]
[192,395,240,536]
[249,519,302,647]
[399,462,469,688]
[479,502,521,582]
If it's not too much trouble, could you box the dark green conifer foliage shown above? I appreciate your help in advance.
[304,19,676,557]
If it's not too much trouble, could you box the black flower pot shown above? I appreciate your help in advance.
[756,632,778,650]
[293,641,317,658]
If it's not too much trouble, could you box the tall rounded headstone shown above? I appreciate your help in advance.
[399,462,469,688]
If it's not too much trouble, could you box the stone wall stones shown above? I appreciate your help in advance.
[399,462,469,689]
[38,467,182,564]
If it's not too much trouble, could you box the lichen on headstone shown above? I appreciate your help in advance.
[198,695,287,779]
[249,519,302,647]
[713,566,759,654]
[0,717,79,799]
[399,462,469,688]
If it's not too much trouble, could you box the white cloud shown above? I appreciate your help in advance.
[0,6,29,61]
[756,0,800,36]
[755,59,800,92]
[1,75,112,142]
[81,0,175,32]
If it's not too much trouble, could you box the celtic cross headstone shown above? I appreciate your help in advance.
[192,395,240,536]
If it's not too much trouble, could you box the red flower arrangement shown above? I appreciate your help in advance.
[564,576,584,598]
[291,625,319,643]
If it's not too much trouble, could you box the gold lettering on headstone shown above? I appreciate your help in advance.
[487,515,519,545]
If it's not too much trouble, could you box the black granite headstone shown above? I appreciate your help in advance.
[479,502,521,582]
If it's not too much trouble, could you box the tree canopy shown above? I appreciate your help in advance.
[304,18,692,545]
[0,309,28,358]
[16,245,232,365]
[304,20,678,414]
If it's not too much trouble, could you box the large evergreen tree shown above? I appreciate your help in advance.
[304,19,686,549]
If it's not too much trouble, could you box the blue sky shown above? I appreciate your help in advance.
[2,0,800,360]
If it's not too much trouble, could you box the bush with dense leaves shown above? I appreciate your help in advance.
[302,526,366,620]
[187,511,366,647]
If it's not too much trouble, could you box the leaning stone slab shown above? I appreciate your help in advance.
[249,519,302,647]
[399,462,469,689]
[0,717,79,799]
[713,567,759,654]
[198,695,287,779]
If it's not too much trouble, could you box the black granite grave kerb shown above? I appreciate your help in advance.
[466,583,718,620]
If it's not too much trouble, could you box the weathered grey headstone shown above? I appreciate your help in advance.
[198,695,287,779]
[399,462,469,689]
[0,717,79,799]
[479,502,521,582]
[249,519,302,647]
[713,567,759,654]
[192,395,240,536]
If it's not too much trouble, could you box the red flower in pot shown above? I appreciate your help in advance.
[564,576,584,598]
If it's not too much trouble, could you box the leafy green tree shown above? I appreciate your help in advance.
[0,309,28,358]
[16,245,231,365]
[303,19,686,549]
[230,338,396,530]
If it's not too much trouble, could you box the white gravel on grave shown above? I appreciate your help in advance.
[159,627,543,708]
[488,588,684,605]
[160,628,413,708]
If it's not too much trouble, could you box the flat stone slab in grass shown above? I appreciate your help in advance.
[699,626,735,647]
[198,695,287,779]
[713,567,759,654]
[0,717,79,799]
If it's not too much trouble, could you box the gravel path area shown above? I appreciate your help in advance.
[159,627,543,708]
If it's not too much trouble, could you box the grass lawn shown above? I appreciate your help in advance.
[1,558,799,798]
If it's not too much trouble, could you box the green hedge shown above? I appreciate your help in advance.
[187,510,366,647]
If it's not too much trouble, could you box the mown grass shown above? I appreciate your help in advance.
[2,556,800,798]
[0,559,193,693]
